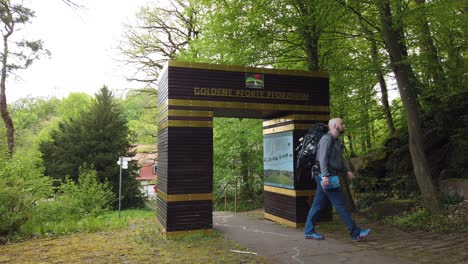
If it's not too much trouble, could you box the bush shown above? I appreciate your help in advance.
[20,168,115,236]
[59,169,115,217]
[0,153,53,236]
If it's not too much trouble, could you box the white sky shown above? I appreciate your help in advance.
[7,0,155,103]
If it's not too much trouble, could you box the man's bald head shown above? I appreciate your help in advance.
[328,118,345,136]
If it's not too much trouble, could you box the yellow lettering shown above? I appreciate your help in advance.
[194,87,308,101]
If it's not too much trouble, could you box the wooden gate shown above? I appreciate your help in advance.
[156,60,332,236]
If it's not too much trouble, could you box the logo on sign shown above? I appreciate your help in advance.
[245,73,264,89]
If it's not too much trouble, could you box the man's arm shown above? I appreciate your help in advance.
[317,135,332,177]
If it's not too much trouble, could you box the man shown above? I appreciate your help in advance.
[304,118,371,242]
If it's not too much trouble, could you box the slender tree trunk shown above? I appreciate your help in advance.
[341,140,357,213]
[239,130,252,199]
[363,101,372,150]
[370,39,395,135]
[377,0,441,213]
[334,87,358,211]
[0,35,14,156]
[240,149,251,199]
[295,0,320,71]
[414,0,447,98]
[339,173,357,213]
[446,32,463,91]
[346,134,355,157]
[365,124,372,150]
[360,137,366,152]
[358,14,395,135]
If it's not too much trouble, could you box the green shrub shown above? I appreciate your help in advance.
[0,153,53,236]
[60,168,115,217]
[20,168,115,236]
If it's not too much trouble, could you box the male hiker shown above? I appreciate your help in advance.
[304,118,371,242]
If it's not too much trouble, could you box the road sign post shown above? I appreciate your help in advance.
[117,157,132,218]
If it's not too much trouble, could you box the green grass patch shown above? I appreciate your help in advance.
[116,208,156,219]
[17,208,156,240]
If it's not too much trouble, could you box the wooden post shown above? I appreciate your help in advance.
[235,177,238,212]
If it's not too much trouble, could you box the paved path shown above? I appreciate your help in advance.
[214,211,467,264]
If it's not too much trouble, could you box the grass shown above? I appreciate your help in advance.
[1,208,270,264]
[17,208,156,240]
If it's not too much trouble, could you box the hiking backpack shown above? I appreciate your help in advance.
[295,123,329,172]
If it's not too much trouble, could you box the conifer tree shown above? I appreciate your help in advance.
[41,86,144,209]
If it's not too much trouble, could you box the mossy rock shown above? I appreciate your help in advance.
[365,199,417,220]
[355,151,387,178]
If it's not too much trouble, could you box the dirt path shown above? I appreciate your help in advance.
[235,210,468,264]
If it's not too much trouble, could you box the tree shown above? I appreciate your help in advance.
[413,0,447,99]
[40,86,144,208]
[0,0,49,156]
[213,118,263,204]
[119,0,202,86]
[376,0,441,213]
[122,89,158,144]
[357,17,395,136]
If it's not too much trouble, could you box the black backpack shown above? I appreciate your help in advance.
[296,123,329,173]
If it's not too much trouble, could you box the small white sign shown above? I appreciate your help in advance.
[117,157,132,169]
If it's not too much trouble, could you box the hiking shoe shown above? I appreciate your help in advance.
[305,233,325,240]
[352,229,371,242]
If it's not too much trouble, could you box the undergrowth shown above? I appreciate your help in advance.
[384,194,467,232]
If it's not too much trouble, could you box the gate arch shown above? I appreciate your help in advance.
[156,60,331,236]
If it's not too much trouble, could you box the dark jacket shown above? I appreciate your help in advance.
[316,132,350,177]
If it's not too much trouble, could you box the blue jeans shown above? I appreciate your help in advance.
[304,175,360,238]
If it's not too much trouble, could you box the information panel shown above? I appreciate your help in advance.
[264,131,294,189]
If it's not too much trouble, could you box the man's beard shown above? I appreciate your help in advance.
[338,128,345,135]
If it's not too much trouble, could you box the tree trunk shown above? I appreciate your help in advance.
[346,134,356,157]
[295,0,320,71]
[377,0,441,213]
[239,131,252,200]
[0,35,14,156]
[341,142,357,213]
[414,0,447,100]
[364,110,372,150]
[446,31,463,91]
[370,38,395,135]
[360,137,367,152]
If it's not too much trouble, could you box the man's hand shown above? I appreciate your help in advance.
[347,171,354,180]
[321,176,330,188]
